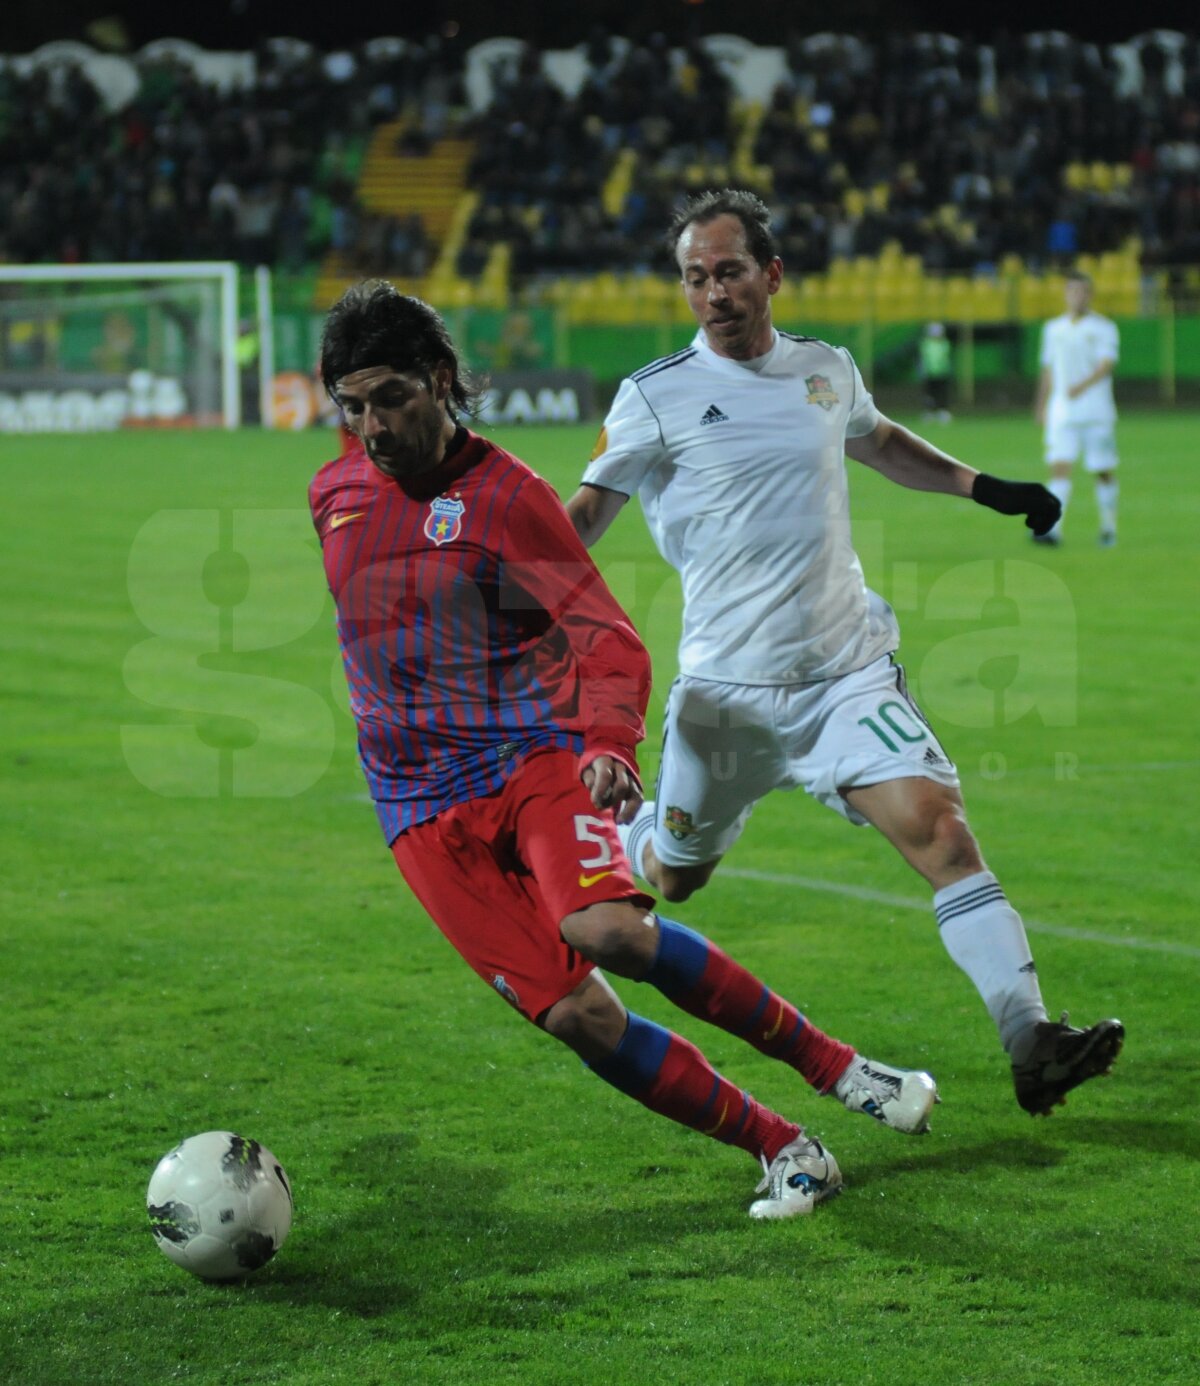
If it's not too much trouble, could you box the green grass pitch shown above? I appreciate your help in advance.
[1,411,1197,1384]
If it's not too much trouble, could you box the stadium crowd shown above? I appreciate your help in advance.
[463,28,1200,282]
[1,27,1198,281]
[0,36,458,269]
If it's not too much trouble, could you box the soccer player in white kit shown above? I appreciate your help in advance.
[566,189,1124,1118]
[1034,271,1120,546]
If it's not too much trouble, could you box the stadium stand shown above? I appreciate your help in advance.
[0,27,1197,322]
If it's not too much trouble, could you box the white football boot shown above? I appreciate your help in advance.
[748,1135,842,1220]
[834,1056,939,1134]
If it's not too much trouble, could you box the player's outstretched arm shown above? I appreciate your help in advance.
[845,414,977,495]
[847,413,1060,536]
[566,483,628,548]
[970,473,1061,537]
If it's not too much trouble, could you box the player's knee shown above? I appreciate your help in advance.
[653,861,716,903]
[929,804,982,874]
[540,979,627,1059]
[560,901,657,974]
[879,786,981,884]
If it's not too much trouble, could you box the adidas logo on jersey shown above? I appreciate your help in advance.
[699,403,729,425]
[923,746,946,766]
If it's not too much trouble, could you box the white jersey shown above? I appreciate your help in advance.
[1039,311,1119,427]
[583,329,899,685]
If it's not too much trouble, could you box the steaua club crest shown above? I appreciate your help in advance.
[804,373,839,411]
[492,974,522,1011]
[664,805,697,841]
[424,495,465,546]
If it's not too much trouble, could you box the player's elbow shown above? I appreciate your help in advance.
[567,485,625,548]
[565,490,599,544]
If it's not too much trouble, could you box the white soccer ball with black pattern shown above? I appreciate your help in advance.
[146,1130,293,1280]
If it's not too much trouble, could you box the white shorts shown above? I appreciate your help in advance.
[651,655,959,867]
[1044,421,1118,472]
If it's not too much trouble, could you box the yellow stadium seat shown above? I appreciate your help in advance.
[943,276,972,320]
[826,279,870,326]
[671,290,698,325]
[1090,162,1114,193]
[872,283,905,324]
[1042,274,1067,315]
[797,276,830,317]
[565,280,602,325]
[1016,275,1042,320]
[970,278,1009,322]
[634,277,673,316]
[922,278,947,318]
[543,278,574,306]
[439,280,475,309]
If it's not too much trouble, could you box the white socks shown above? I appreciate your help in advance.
[1096,479,1119,535]
[1047,477,1072,537]
[934,871,1048,1056]
[616,801,657,883]
[622,823,1050,1055]
[1047,475,1120,538]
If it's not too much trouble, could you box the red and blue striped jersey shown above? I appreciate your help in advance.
[310,429,650,843]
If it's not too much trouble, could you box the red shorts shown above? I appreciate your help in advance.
[390,748,652,1025]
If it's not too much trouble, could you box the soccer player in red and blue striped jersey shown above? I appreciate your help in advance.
[310,282,939,1219]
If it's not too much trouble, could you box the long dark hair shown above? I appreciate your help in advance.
[320,280,483,418]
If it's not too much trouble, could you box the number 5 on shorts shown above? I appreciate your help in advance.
[573,814,614,870]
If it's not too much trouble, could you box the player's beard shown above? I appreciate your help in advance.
[365,403,445,480]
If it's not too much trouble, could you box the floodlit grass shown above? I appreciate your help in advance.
[1,412,1197,1384]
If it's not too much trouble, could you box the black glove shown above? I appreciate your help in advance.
[971,473,1061,537]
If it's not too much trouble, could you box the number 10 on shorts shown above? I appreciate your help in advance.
[857,699,928,754]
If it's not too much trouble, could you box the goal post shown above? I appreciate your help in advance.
[0,262,241,431]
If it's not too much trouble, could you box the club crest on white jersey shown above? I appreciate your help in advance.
[805,374,839,411]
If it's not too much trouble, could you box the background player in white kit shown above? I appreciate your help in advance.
[1033,271,1120,546]
[567,188,1123,1119]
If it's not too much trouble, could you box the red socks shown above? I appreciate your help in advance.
[645,917,855,1093]
[590,1013,801,1162]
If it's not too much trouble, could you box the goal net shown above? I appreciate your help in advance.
[0,263,240,432]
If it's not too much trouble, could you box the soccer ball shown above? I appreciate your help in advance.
[146,1130,293,1280]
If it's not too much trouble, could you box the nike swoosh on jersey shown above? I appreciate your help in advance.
[762,1005,784,1042]
[578,869,616,888]
[329,511,366,530]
